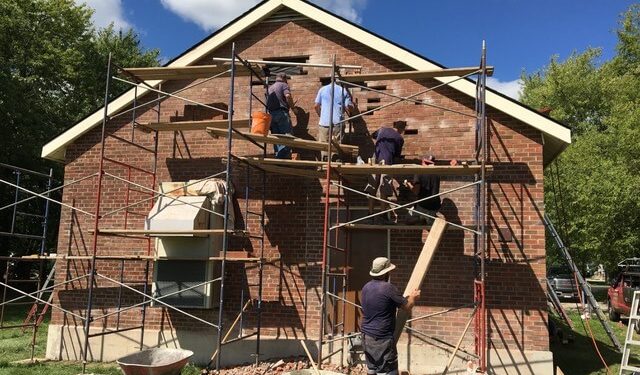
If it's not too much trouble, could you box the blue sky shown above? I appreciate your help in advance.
[79,0,636,98]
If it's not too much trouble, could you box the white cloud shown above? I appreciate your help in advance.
[160,0,260,31]
[486,77,523,99]
[160,0,368,31]
[75,0,131,30]
[312,0,367,23]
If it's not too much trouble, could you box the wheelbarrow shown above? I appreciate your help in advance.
[116,348,194,375]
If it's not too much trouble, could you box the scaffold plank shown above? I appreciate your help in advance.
[91,229,243,237]
[331,164,490,176]
[333,66,494,82]
[344,224,430,230]
[143,118,250,132]
[243,157,333,167]
[122,64,253,81]
[206,128,359,156]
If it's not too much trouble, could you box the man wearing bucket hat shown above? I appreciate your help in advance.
[266,72,295,159]
[361,257,420,375]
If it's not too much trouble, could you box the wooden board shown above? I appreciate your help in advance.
[206,127,359,156]
[93,229,242,237]
[331,164,491,176]
[393,218,448,342]
[244,157,332,168]
[143,119,250,132]
[122,64,254,81]
[245,160,339,181]
[242,158,490,177]
[329,66,494,83]
[345,224,430,231]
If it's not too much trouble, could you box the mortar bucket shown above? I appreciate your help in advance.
[251,112,271,135]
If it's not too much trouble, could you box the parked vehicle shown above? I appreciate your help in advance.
[607,259,640,322]
[547,265,579,300]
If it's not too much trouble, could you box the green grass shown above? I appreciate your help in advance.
[0,305,204,375]
[552,307,640,374]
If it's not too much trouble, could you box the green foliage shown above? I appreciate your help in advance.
[0,0,159,257]
[0,0,159,169]
[522,5,640,273]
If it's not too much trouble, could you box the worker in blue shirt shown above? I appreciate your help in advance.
[314,81,353,161]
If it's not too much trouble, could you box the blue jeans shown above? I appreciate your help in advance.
[269,109,292,159]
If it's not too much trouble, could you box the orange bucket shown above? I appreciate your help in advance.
[251,112,271,136]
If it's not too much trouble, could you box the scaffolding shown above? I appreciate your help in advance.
[314,44,490,371]
[0,39,491,373]
[0,162,55,361]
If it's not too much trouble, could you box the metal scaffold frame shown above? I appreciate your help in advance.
[0,162,54,361]
[0,39,490,374]
[316,42,490,372]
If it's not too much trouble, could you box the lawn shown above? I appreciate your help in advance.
[0,305,202,375]
[551,306,640,374]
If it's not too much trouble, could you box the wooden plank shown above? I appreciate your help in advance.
[206,127,359,156]
[237,157,342,180]
[143,118,250,132]
[241,158,491,177]
[393,218,447,342]
[122,64,253,81]
[248,161,339,180]
[244,157,334,168]
[331,66,495,83]
[331,164,491,176]
[93,229,240,237]
[345,224,430,231]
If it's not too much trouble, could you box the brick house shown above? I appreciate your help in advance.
[41,0,571,374]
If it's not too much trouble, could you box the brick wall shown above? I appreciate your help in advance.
[51,16,548,353]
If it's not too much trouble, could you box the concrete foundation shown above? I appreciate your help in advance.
[46,325,553,374]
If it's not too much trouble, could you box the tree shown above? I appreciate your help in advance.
[521,5,640,274]
[0,0,159,256]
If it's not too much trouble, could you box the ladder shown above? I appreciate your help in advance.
[620,290,640,373]
[546,278,574,329]
[22,265,55,330]
[543,214,622,351]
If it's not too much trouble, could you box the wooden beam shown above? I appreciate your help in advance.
[206,128,359,156]
[142,119,250,132]
[333,66,494,82]
[240,158,339,180]
[122,64,254,81]
[92,229,242,237]
[212,57,362,70]
[394,218,448,342]
[344,224,430,231]
[331,164,491,176]
[243,157,339,168]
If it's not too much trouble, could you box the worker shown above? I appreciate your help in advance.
[266,72,295,159]
[364,121,406,224]
[361,257,420,375]
[404,155,456,224]
[314,80,353,161]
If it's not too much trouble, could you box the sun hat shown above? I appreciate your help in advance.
[369,257,396,277]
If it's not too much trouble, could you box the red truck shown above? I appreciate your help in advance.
[607,261,640,322]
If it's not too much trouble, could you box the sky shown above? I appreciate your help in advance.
[77,0,636,99]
